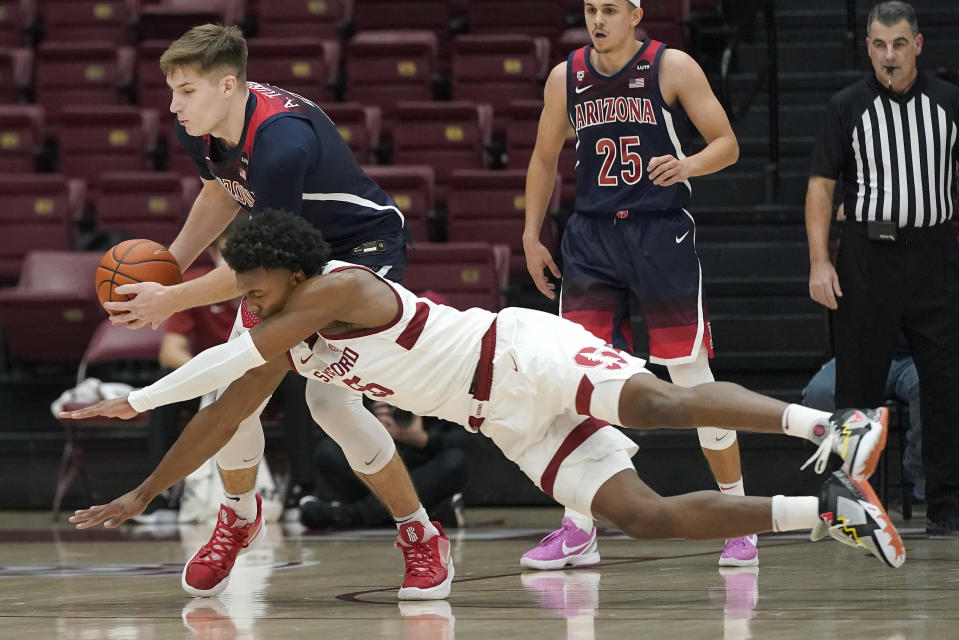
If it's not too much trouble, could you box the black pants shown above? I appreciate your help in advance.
[313,435,470,526]
[835,221,959,523]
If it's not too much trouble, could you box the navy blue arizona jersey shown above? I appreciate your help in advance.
[567,40,692,215]
[175,82,406,255]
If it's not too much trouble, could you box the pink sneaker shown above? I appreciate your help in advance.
[718,535,759,567]
[520,517,600,571]
[181,494,265,597]
[396,521,454,600]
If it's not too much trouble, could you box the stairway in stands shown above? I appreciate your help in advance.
[685,0,959,400]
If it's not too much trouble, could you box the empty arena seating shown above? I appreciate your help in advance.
[403,242,509,312]
[256,0,352,40]
[447,169,560,275]
[0,104,43,172]
[392,100,492,203]
[137,0,245,41]
[451,34,550,120]
[465,0,568,41]
[57,106,159,184]
[0,0,36,47]
[0,250,103,366]
[34,42,135,119]
[321,102,382,165]
[362,165,435,243]
[639,0,691,49]
[352,0,454,32]
[0,46,32,102]
[506,99,578,204]
[0,174,83,282]
[246,38,340,105]
[135,40,171,116]
[93,171,196,244]
[345,30,438,123]
[38,0,137,44]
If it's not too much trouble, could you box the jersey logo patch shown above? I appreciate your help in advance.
[573,346,627,370]
[575,84,594,94]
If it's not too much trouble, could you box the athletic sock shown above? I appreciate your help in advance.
[564,507,594,534]
[771,495,820,532]
[223,488,257,522]
[718,477,745,497]
[395,504,439,538]
[781,404,831,442]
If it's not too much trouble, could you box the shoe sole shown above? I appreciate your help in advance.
[850,407,888,481]
[397,560,454,601]
[717,554,759,567]
[181,521,267,597]
[519,551,601,571]
[851,477,906,568]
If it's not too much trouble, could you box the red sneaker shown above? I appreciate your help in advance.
[395,521,454,600]
[181,494,265,597]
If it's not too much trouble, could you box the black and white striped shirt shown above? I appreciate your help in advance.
[811,73,959,228]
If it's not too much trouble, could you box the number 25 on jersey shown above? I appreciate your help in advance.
[596,136,642,187]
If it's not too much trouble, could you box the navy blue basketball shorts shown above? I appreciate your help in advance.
[559,208,713,365]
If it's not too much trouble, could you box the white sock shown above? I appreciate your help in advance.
[771,495,820,532]
[395,504,439,538]
[223,488,257,522]
[564,507,594,534]
[718,477,745,497]
[781,404,830,442]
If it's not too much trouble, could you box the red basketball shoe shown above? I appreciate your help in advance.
[181,494,265,597]
[396,521,454,600]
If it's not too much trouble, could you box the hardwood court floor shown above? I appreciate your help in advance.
[0,507,956,640]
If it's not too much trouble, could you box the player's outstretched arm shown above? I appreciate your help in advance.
[68,357,289,529]
[524,62,568,300]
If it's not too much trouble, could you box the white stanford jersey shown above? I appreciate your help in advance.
[287,261,496,422]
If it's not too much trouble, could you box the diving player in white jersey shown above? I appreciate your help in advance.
[65,211,906,570]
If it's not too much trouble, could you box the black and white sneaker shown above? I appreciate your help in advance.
[812,470,905,568]
[802,407,888,481]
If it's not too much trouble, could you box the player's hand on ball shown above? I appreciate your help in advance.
[647,155,691,187]
[104,282,173,329]
[69,491,150,529]
[58,397,139,421]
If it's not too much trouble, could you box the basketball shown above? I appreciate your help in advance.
[96,239,183,310]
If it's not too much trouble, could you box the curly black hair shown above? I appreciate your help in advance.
[222,209,331,276]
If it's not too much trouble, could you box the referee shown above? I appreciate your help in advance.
[805,1,959,536]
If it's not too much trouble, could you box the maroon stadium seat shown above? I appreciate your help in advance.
[640,21,688,51]
[392,100,492,204]
[506,99,577,204]
[246,38,340,105]
[451,34,549,130]
[0,174,83,282]
[57,106,159,185]
[136,40,172,116]
[352,0,453,32]
[643,0,690,21]
[447,169,560,275]
[0,250,103,367]
[362,165,434,243]
[466,0,567,41]
[0,46,32,103]
[0,0,36,47]
[346,31,438,126]
[138,0,245,41]
[35,42,135,120]
[38,0,138,44]
[94,171,191,245]
[321,102,382,165]
[0,104,43,172]
[403,242,508,312]
[256,0,352,40]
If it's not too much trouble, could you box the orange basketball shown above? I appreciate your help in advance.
[96,239,182,311]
